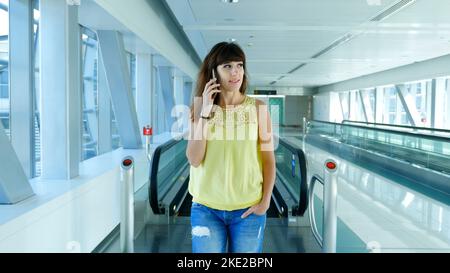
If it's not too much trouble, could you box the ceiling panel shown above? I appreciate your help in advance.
[201,30,348,59]
[188,0,397,26]
[317,32,450,60]
[165,0,450,88]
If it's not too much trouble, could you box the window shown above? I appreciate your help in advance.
[405,80,430,126]
[129,52,136,102]
[111,105,121,150]
[81,26,99,160]
[0,0,9,138]
[33,0,41,177]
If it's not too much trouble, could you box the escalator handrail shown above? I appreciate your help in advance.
[277,137,308,216]
[308,174,324,248]
[342,119,450,135]
[310,119,450,142]
[149,137,186,214]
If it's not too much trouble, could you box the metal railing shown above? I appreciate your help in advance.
[342,119,450,136]
[308,159,339,253]
[120,156,135,253]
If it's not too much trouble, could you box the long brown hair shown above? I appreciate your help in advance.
[190,42,248,122]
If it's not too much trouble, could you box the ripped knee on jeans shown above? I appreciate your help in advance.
[192,226,211,238]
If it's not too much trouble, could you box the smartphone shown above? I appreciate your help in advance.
[211,69,218,101]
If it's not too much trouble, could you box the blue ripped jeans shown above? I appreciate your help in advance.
[190,202,266,253]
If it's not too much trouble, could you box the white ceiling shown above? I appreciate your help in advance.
[165,0,450,88]
[79,0,189,75]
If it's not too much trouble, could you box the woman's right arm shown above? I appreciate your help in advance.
[186,118,208,167]
[186,79,220,167]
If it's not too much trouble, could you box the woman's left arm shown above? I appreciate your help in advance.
[242,100,276,218]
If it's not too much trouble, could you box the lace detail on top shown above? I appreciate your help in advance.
[207,96,257,127]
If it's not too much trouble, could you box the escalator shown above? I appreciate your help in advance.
[148,137,308,220]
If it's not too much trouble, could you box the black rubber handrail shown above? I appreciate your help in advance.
[149,138,185,214]
[277,137,308,216]
[310,120,450,142]
[342,120,450,135]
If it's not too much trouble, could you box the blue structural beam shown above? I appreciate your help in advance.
[97,30,142,149]
[0,123,34,204]
[9,0,34,178]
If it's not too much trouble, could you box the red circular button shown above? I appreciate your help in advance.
[123,159,133,166]
[326,162,336,170]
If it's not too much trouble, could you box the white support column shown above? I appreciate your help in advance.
[173,68,184,107]
[349,91,357,121]
[430,79,437,128]
[40,0,81,179]
[9,0,34,178]
[183,80,193,107]
[136,53,153,145]
[434,78,445,129]
[446,78,450,129]
[98,54,112,154]
[172,69,186,134]
[151,66,158,134]
[158,66,176,132]
[375,87,384,123]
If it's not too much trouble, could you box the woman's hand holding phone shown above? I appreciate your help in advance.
[201,70,221,117]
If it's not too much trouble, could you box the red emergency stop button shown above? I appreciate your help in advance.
[143,126,153,136]
[325,159,337,172]
[123,159,133,167]
[326,162,336,170]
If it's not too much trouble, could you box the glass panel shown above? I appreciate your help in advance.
[405,80,430,127]
[111,104,121,150]
[33,0,41,177]
[308,120,450,174]
[130,53,136,102]
[81,27,99,160]
[157,140,188,197]
[0,0,9,139]
[275,143,301,198]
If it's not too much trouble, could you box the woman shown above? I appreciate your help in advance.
[186,42,276,253]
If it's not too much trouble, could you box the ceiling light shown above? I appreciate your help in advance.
[366,0,381,6]
[221,0,239,3]
[370,0,416,22]
[228,38,236,42]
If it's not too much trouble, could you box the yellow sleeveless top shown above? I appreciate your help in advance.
[189,96,263,211]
